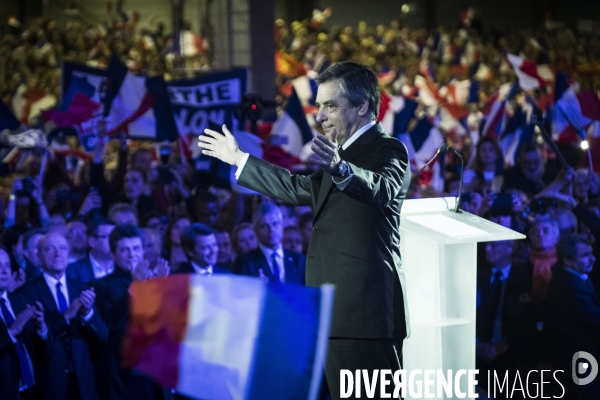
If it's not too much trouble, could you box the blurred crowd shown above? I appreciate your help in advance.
[0,6,211,106]
[0,5,599,400]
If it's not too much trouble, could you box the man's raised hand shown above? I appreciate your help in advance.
[311,130,342,175]
[198,124,246,166]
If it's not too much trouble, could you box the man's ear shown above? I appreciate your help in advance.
[357,100,369,117]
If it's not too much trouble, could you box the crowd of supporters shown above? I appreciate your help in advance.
[0,5,599,400]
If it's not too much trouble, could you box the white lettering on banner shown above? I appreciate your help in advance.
[168,79,241,107]
[174,109,226,135]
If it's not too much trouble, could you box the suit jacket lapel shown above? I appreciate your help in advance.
[341,123,385,163]
[37,278,58,313]
[67,278,81,305]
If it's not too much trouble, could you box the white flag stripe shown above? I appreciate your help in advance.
[177,275,266,400]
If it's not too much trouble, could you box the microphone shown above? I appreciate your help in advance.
[446,145,464,213]
[412,143,448,180]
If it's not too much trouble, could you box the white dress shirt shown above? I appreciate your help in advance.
[89,253,114,279]
[258,244,285,283]
[191,262,213,276]
[42,272,94,322]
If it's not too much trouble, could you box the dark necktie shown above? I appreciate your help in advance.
[0,298,34,388]
[56,282,68,313]
[482,270,503,342]
[270,252,281,283]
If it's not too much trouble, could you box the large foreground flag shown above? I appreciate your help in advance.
[123,274,334,400]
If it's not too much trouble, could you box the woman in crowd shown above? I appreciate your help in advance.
[162,214,191,270]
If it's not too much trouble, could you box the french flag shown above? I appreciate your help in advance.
[554,87,600,143]
[270,88,314,157]
[122,274,333,400]
[107,71,179,141]
[397,117,444,190]
[377,92,418,136]
[506,54,554,91]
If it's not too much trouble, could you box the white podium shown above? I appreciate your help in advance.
[400,198,525,399]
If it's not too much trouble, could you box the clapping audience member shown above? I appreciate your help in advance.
[0,245,45,400]
[92,224,168,400]
[18,231,108,400]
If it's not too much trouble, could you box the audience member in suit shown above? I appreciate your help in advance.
[476,240,537,396]
[214,230,234,270]
[18,231,108,400]
[65,220,88,264]
[236,202,306,284]
[547,234,600,399]
[0,245,45,400]
[92,224,168,400]
[175,223,231,275]
[22,229,47,282]
[68,218,116,283]
[283,226,304,254]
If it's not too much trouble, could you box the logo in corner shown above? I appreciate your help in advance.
[572,351,598,386]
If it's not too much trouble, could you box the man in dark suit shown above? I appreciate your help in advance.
[547,234,600,399]
[475,240,537,395]
[175,223,231,275]
[199,62,410,398]
[68,218,116,282]
[92,224,167,400]
[0,245,45,400]
[236,201,305,284]
[18,231,108,400]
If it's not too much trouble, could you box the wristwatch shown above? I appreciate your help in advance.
[334,160,349,176]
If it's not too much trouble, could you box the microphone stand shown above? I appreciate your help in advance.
[412,144,448,180]
[448,147,464,213]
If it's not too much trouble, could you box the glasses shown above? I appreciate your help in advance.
[68,229,87,235]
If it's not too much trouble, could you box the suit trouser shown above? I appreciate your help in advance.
[325,338,403,400]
